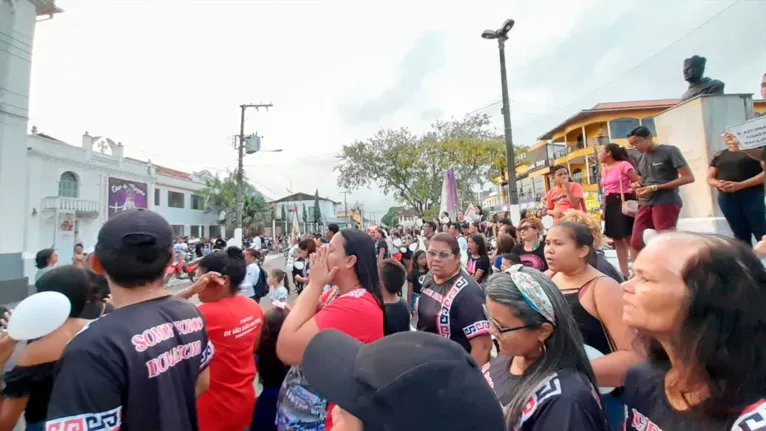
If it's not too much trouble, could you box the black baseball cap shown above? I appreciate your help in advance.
[95,209,174,260]
[303,330,505,431]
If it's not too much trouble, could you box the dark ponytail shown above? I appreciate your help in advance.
[199,246,247,293]
[604,143,632,164]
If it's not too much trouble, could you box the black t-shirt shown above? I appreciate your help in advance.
[513,242,548,272]
[482,355,609,431]
[711,149,764,188]
[3,361,56,423]
[623,362,766,431]
[376,239,390,259]
[467,255,491,282]
[46,296,214,431]
[416,271,489,352]
[408,269,428,295]
[384,299,411,335]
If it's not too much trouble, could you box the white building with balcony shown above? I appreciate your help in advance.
[22,131,220,294]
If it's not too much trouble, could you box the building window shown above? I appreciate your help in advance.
[209,225,221,238]
[154,188,161,206]
[609,117,641,139]
[571,169,583,183]
[641,117,657,136]
[168,191,185,208]
[191,194,204,210]
[190,225,200,237]
[171,225,184,236]
[58,172,78,198]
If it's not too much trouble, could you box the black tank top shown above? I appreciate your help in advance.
[561,276,613,355]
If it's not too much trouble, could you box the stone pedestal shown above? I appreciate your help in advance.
[653,94,758,236]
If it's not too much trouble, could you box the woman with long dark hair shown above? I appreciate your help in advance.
[599,143,640,277]
[483,267,610,430]
[175,247,264,431]
[407,250,428,315]
[466,234,490,284]
[0,266,90,431]
[275,228,384,430]
[622,233,766,430]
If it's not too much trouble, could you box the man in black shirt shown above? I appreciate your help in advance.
[46,210,214,431]
[380,259,411,335]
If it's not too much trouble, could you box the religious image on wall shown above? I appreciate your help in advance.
[108,177,148,217]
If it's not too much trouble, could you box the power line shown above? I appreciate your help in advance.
[465,0,742,124]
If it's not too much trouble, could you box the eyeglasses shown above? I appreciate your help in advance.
[483,305,534,334]
[426,250,454,260]
[518,225,533,232]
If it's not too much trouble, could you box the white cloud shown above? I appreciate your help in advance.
[28,0,765,215]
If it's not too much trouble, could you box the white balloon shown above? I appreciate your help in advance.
[583,345,615,394]
[542,215,554,230]
[392,238,403,247]
[293,261,305,270]
[7,292,70,341]
[440,217,450,224]
[400,247,407,253]
[408,243,418,252]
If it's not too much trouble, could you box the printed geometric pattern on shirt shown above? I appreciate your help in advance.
[45,406,122,431]
[437,276,469,339]
[515,373,562,429]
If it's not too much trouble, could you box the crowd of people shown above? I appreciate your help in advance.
[2,123,766,431]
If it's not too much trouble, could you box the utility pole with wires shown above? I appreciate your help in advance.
[341,191,351,227]
[236,103,273,234]
[357,203,365,230]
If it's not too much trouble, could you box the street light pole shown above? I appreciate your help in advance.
[235,103,273,233]
[482,19,519,221]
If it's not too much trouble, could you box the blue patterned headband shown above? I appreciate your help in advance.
[505,265,556,325]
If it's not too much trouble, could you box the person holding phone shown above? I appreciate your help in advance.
[546,165,585,223]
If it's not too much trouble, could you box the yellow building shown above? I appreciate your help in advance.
[492,98,766,212]
[537,99,681,194]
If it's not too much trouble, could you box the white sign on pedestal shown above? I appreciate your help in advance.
[728,115,766,150]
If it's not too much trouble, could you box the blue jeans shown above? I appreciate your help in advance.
[718,187,766,246]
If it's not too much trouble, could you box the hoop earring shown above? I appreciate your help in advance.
[539,341,547,355]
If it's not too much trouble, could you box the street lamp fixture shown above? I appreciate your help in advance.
[481,19,515,40]
[482,18,519,221]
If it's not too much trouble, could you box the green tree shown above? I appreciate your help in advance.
[195,170,268,234]
[313,189,323,231]
[302,203,308,225]
[336,114,509,214]
[380,206,404,227]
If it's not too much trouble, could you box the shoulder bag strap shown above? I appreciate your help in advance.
[590,277,618,353]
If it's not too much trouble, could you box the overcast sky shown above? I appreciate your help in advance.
[29,0,766,218]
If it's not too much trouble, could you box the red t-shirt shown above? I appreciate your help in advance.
[196,295,264,431]
[546,182,585,222]
[315,288,384,430]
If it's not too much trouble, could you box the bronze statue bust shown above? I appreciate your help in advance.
[680,55,725,101]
